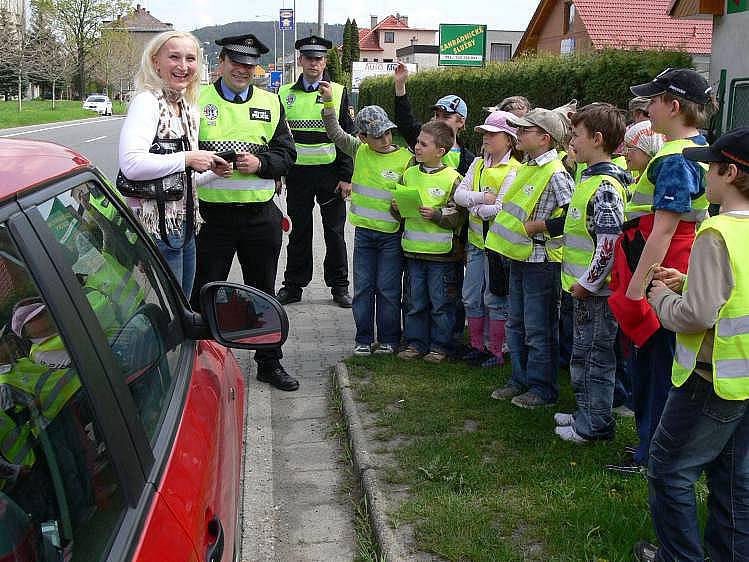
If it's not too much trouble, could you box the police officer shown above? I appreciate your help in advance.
[276,35,355,308]
[191,33,299,391]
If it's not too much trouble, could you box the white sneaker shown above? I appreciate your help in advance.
[613,404,635,417]
[374,343,396,354]
[501,341,510,354]
[553,412,575,426]
[353,344,372,356]
[554,425,588,444]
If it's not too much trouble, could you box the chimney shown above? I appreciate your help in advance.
[370,15,378,29]
[400,15,408,26]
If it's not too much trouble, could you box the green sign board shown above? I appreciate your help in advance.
[439,24,487,67]
[727,0,748,14]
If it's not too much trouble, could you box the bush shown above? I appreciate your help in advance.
[359,49,692,151]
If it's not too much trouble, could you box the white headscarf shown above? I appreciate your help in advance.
[624,120,665,158]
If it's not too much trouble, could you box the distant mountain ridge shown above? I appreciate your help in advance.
[192,21,345,66]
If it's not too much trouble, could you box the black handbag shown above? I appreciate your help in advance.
[486,248,510,297]
[116,136,193,249]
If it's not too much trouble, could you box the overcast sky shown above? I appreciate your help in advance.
[137,0,538,34]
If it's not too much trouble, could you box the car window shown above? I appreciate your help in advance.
[35,182,188,444]
[86,97,106,103]
[0,225,125,561]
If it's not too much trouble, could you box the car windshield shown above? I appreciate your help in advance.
[86,96,107,103]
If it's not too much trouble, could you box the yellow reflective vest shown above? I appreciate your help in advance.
[672,214,749,399]
[468,157,521,249]
[400,165,461,254]
[280,81,343,166]
[198,84,279,203]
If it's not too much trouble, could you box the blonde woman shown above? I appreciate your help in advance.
[118,30,228,296]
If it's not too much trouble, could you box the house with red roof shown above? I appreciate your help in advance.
[515,0,712,71]
[358,14,437,62]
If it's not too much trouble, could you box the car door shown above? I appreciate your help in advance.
[16,172,242,561]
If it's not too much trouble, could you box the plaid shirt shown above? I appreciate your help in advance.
[526,149,574,262]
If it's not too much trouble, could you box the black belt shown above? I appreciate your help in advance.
[696,361,712,371]
[622,217,641,231]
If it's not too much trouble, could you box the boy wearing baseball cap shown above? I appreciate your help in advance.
[608,68,712,473]
[319,83,413,355]
[485,108,575,408]
[635,127,749,562]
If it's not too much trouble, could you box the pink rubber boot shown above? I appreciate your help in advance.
[488,319,507,363]
[467,316,485,351]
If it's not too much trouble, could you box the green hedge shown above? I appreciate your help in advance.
[359,49,692,150]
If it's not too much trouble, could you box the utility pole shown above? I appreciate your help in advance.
[292,0,298,80]
[317,0,324,36]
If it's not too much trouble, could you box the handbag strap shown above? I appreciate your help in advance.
[157,136,194,250]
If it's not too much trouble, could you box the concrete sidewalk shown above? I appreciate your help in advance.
[230,198,357,561]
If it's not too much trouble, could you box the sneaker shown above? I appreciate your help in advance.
[554,425,588,444]
[511,391,554,409]
[623,444,639,456]
[353,344,372,356]
[480,355,504,368]
[553,412,575,426]
[501,341,510,354]
[461,347,487,362]
[613,404,635,417]
[276,287,302,305]
[605,459,646,476]
[397,346,423,360]
[374,343,396,354]
[423,350,447,364]
[633,540,658,562]
[490,383,523,400]
[332,291,352,308]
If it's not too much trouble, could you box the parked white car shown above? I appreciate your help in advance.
[83,94,113,115]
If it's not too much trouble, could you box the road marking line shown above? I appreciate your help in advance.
[83,135,107,143]
[0,116,125,138]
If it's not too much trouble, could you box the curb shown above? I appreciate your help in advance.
[334,362,409,562]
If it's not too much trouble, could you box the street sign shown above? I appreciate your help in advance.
[270,71,283,91]
[279,9,294,31]
[351,61,417,90]
[438,24,487,67]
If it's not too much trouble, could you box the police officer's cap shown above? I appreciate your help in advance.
[295,35,332,57]
[216,34,269,65]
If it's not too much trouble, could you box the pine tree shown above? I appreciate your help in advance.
[341,18,352,74]
[349,19,360,65]
[326,48,341,83]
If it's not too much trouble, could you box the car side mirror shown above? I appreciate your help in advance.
[199,282,289,350]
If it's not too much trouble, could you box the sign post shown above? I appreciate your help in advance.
[438,24,487,67]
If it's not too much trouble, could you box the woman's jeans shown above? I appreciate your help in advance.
[155,225,196,298]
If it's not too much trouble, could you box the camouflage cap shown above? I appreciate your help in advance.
[354,105,397,137]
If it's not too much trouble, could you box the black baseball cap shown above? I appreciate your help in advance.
[216,34,269,65]
[683,127,749,173]
[630,68,712,105]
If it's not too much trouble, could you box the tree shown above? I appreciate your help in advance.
[326,48,342,83]
[340,18,351,74]
[50,0,131,99]
[349,19,360,65]
[27,0,71,107]
[0,8,40,109]
[92,23,136,98]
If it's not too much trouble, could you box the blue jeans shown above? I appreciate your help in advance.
[155,225,196,298]
[648,374,749,562]
[559,291,574,369]
[614,330,634,409]
[570,296,617,440]
[463,243,508,321]
[352,227,403,346]
[403,259,457,354]
[506,260,561,403]
[632,328,675,465]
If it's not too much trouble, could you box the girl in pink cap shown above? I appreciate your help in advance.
[454,111,522,367]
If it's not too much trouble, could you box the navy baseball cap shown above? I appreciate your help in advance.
[683,127,749,173]
[630,68,712,105]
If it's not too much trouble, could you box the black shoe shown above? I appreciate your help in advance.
[332,292,352,308]
[276,287,301,305]
[605,458,646,476]
[257,364,299,391]
[633,540,658,562]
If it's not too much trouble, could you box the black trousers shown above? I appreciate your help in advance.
[191,200,283,365]
[282,164,349,293]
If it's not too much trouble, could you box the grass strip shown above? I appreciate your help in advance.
[0,100,126,129]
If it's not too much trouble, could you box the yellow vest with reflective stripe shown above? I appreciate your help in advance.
[84,252,144,331]
[468,157,521,249]
[24,342,80,423]
[626,139,708,222]
[672,215,749,399]
[574,156,627,185]
[442,149,461,170]
[349,144,412,233]
[401,165,461,254]
[561,174,626,292]
[198,85,279,203]
[0,408,35,472]
[280,81,343,166]
[485,159,565,261]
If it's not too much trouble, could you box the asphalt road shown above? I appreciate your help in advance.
[0,116,125,179]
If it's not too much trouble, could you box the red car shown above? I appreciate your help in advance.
[0,139,287,561]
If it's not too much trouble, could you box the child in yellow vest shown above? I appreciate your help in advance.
[392,121,465,364]
[454,111,521,367]
[637,127,749,562]
[319,82,413,356]
[552,103,629,443]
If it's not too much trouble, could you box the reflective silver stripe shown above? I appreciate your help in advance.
[403,230,453,243]
[42,370,76,413]
[674,342,697,368]
[562,261,587,279]
[34,369,53,396]
[630,191,652,205]
[502,201,528,221]
[547,237,563,250]
[288,119,325,129]
[469,220,483,234]
[295,144,336,157]
[490,222,529,246]
[718,315,749,338]
[1,427,17,453]
[352,183,393,201]
[715,358,749,379]
[564,233,594,252]
[205,177,276,191]
[350,205,398,223]
[111,269,140,315]
[681,208,707,222]
[9,433,32,464]
[627,209,649,219]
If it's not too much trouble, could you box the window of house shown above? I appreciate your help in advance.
[490,43,512,62]
[362,57,368,62]
[383,58,393,62]
[563,1,576,34]
[384,31,395,43]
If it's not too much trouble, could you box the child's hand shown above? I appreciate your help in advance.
[570,283,590,300]
[419,206,435,220]
[523,220,545,235]
[391,200,399,212]
[648,279,668,301]
[654,266,685,293]
[484,192,497,205]
[394,62,408,95]
[318,80,333,102]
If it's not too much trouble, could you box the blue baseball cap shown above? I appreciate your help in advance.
[431,95,468,119]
